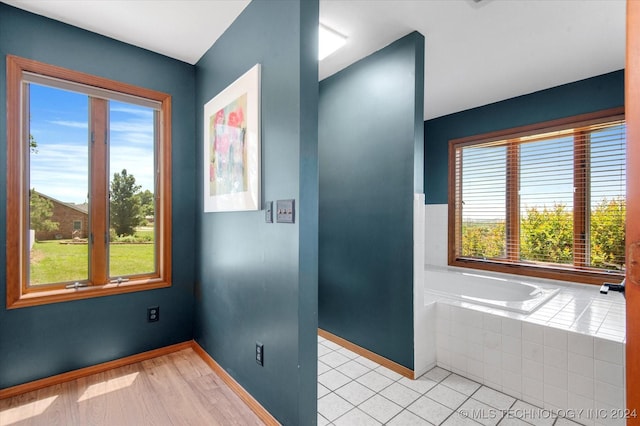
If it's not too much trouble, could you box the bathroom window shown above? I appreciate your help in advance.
[6,55,172,308]
[449,108,626,285]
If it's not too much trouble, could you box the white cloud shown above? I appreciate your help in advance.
[31,111,156,203]
[30,143,88,203]
[109,120,153,134]
[48,120,88,129]
[110,105,154,118]
[110,145,155,193]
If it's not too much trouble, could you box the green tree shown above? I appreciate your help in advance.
[137,189,154,218]
[461,222,505,258]
[29,190,59,239]
[590,198,625,270]
[30,134,38,154]
[110,169,143,236]
[520,204,573,264]
[462,200,626,270]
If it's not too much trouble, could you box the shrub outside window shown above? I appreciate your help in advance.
[448,108,625,285]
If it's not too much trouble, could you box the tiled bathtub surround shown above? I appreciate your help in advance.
[422,205,625,426]
[427,272,626,342]
[430,284,625,426]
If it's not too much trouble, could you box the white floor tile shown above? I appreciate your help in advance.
[336,359,372,379]
[318,369,352,391]
[320,351,351,368]
[426,383,468,410]
[318,383,331,398]
[334,408,382,426]
[334,381,376,406]
[356,356,381,369]
[337,347,360,359]
[408,396,453,425]
[442,373,482,396]
[318,360,332,375]
[509,400,554,426]
[380,382,422,408]
[458,398,503,426]
[359,394,403,424]
[442,412,484,426]
[387,409,432,425]
[375,365,404,381]
[497,418,530,426]
[318,344,333,357]
[472,386,516,411]
[424,366,451,383]
[356,370,395,392]
[555,418,583,426]
[322,340,344,351]
[399,375,438,394]
[318,413,331,426]
[318,393,354,422]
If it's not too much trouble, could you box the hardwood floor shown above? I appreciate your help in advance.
[0,349,265,426]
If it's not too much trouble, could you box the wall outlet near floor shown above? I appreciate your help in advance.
[256,342,264,366]
[147,306,159,322]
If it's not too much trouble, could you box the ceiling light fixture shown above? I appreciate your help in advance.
[319,24,347,61]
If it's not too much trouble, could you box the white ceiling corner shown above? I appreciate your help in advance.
[2,0,251,64]
[2,0,626,120]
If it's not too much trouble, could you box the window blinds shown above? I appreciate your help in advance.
[453,118,626,273]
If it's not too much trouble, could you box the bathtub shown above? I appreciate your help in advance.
[424,267,559,314]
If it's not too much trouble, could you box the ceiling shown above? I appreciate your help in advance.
[2,0,626,120]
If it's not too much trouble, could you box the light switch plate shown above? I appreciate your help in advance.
[276,199,295,224]
[265,201,273,223]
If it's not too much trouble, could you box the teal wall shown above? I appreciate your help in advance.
[193,1,319,424]
[424,70,625,204]
[0,4,196,389]
[318,32,425,369]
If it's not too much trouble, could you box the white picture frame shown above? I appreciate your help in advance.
[203,64,261,212]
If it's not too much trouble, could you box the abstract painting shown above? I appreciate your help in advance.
[203,64,261,212]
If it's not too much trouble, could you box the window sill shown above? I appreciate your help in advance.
[6,279,171,309]
[449,258,624,286]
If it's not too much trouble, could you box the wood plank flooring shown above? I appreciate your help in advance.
[0,349,265,426]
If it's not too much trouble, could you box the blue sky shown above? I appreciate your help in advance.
[29,83,155,204]
[460,124,626,222]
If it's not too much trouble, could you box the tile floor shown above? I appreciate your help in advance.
[318,335,584,426]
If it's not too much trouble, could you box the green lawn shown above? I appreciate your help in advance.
[30,240,155,285]
[110,243,155,277]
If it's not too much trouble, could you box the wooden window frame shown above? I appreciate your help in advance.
[6,55,172,309]
[448,107,625,285]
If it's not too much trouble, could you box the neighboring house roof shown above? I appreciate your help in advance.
[68,201,88,214]
[31,190,89,215]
